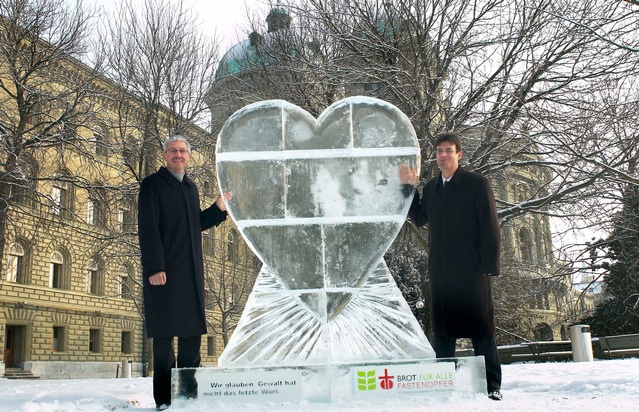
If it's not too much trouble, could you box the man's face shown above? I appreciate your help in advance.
[436,141,462,176]
[162,141,190,174]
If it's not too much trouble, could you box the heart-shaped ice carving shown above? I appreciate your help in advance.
[216,96,420,291]
[216,97,432,366]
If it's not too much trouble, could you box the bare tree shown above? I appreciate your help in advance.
[209,0,639,339]
[95,0,221,180]
[322,0,639,334]
[0,0,100,274]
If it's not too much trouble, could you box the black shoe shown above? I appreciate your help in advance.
[488,389,503,401]
[156,404,170,411]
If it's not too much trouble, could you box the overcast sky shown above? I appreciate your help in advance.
[86,0,269,50]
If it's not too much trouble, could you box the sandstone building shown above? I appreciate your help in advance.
[0,17,256,379]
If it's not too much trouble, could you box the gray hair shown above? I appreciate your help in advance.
[162,135,191,152]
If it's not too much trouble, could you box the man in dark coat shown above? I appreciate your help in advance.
[400,132,503,401]
[138,135,231,410]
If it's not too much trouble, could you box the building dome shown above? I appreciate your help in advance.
[214,3,290,81]
[266,2,291,33]
[214,36,260,81]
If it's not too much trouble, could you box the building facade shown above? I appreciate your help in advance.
[1,32,256,379]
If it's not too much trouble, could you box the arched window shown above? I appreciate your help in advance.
[544,292,551,310]
[50,251,65,289]
[204,287,216,308]
[87,184,107,226]
[227,230,238,262]
[27,100,42,126]
[203,227,215,257]
[118,265,134,298]
[92,124,109,156]
[9,153,38,207]
[87,198,95,224]
[122,135,139,167]
[518,228,534,263]
[117,195,136,233]
[517,185,526,202]
[533,323,554,341]
[229,282,240,305]
[52,170,75,218]
[7,243,25,283]
[86,258,103,295]
[62,123,78,140]
[201,171,215,198]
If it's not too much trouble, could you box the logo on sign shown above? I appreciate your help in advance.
[356,369,396,391]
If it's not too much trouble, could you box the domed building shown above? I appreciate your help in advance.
[207,2,300,131]
[214,4,291,81]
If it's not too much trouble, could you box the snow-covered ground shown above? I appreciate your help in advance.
[2,358,638,411]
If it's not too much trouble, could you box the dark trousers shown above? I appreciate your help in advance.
[433,334,502,392]
[152,335,201,406]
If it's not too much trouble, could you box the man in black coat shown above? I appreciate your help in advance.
[400,132,503,401]
[138,135,231,410]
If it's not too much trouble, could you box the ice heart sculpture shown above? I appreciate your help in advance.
[216,96,434,366]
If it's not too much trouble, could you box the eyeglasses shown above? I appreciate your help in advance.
[166,148,189,155]
[436,148,456,155]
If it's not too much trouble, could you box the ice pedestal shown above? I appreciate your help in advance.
[172,97,487,404]
[218,261,433,366]
[171,356,487,405]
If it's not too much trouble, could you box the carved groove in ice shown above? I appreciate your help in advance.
[215,97,433,366]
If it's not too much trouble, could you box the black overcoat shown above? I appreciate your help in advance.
[408,167,501,338]
[138,167,227,338]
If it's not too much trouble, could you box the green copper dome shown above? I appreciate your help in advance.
[214,38,260,81]
[214,3,291,81]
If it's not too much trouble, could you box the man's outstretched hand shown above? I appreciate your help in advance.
[400,163,419,187]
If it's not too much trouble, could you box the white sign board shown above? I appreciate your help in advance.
[197,369,303,403]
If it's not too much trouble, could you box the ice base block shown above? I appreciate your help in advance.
[171,356,486,406]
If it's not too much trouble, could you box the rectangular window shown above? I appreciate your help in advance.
[89,270,99,294]
[7,255,20,282]
[8,242,26,282]
[126,275,134,296]
[120,275,134,298]
[50,262,62,288]
[93,134,108,156]
[120,276,128,298]
[207,336,216,356]
[51,186,62,215]
[117,209,124,231]
[118,208,135,232]
[51,182,72,218]
[121,331,133,354]
[203,229,215,256]
[53,326,65,352]
[89,329,101,353]
[87,199,95,224]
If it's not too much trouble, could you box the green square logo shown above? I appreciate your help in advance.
[356,370,376,391]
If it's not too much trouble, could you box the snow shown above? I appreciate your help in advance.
[2,358,638,411]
